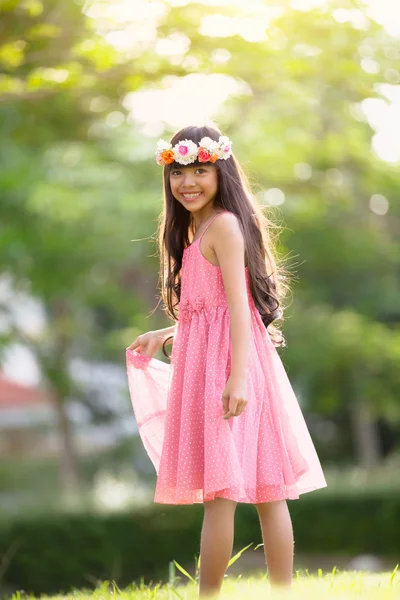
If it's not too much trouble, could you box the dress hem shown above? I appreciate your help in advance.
[153,481,328,505]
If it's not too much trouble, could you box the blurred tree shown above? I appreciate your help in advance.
[1,0,399,483]
[0,0,158,490]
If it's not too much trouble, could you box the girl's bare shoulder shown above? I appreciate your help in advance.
[199,212,245,268]
[211,211,243,241]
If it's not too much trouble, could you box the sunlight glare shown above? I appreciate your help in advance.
[84,0,166,23]
[332,8,369,30]
[167,0,271,8]
[362,93,400,164]
[263,188,285,206]
[156,33,190,57]
[290,0,328,12]
[369,194,389,215]
[84,0,166,51]
[201,15,266,42]
[200,7,284,42]
[365,0,400,37]
[124,73,251,130]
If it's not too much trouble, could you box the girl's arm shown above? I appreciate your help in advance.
[157,324,176,346]
[126,324,176,355]
[211,213,252,381]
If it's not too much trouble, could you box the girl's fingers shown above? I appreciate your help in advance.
[126,340,141,351]
[231,400,248,417]
[237,401,247,415]
[223,398,237,419]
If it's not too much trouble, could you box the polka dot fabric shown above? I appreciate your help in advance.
[126,211,327,504]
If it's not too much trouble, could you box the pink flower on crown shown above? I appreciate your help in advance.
[173,139,198,165]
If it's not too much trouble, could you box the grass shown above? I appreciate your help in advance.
[5,551,399,600]
[7,567,400,600]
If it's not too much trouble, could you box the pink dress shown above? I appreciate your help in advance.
[126,211,327,504]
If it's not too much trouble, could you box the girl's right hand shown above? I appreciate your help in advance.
[126,330,164,358]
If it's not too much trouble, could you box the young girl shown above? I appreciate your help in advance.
[126,124,327,598]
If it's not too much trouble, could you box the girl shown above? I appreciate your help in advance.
[126,124,327,598]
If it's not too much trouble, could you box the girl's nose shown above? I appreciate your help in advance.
[182,173,196,187]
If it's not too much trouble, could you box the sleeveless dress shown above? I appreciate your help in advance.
[126,211,327,504]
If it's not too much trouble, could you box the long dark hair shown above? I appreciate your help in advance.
[156,124,292,358]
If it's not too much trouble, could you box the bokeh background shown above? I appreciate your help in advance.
[0,0,399,595]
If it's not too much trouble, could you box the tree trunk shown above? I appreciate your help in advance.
[46,300,81,494]
[51,391,81,493]
[349,396,381,470]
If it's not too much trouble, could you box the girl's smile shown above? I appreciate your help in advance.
[181,192,202,201]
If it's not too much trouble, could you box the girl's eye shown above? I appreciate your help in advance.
[170,168,207,176]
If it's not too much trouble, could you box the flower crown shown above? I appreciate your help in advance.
[155,136,233,166]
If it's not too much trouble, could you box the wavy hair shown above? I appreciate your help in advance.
[155,124,292,358]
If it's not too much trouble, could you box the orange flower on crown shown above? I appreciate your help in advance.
[209,152,219,163]
[161,150,175,164]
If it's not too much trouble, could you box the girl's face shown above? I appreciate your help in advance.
[169,164,218,211]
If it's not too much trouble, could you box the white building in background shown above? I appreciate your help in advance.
[0,366,138,459]
[0,374,55,456]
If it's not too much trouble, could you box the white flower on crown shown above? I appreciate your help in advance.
[218,135,233,160]
[198,136,218,152]
[156,139,172,153]
[172,139,199,165]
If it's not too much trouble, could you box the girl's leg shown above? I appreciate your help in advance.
[199,497,237,598]
[255,499,294,589]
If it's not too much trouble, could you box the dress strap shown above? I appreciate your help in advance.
[198,211,225,243]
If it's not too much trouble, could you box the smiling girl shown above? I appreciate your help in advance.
[126,123,327,598]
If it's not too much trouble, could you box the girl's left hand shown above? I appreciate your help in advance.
[222,375,248,420]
